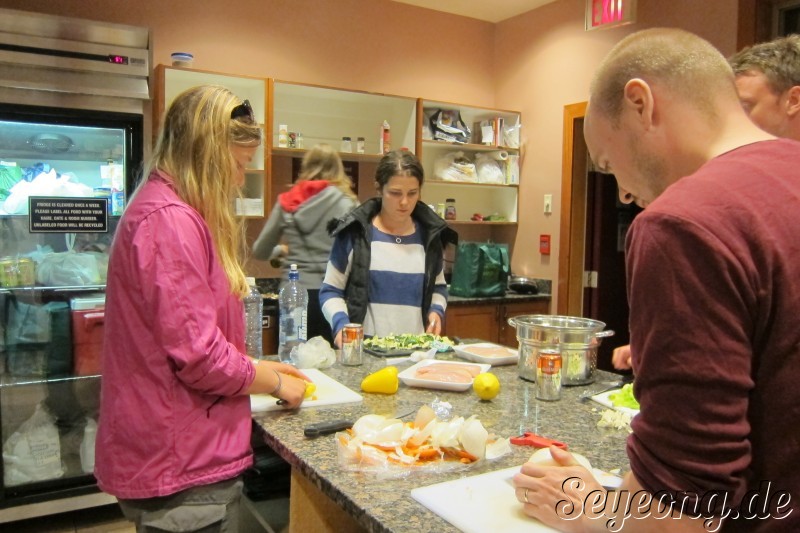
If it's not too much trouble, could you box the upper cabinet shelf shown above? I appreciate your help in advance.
[416,99,522,224]
[153,65,267,217]
[271,81,417,155]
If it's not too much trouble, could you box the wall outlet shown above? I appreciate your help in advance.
[544,194,553,214]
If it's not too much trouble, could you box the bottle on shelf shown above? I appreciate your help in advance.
[380,120,391,154]
[278,264,308,363]
[244,277,263,357]
[445,198,457,221]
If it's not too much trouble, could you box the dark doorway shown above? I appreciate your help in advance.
[582,170,642,371]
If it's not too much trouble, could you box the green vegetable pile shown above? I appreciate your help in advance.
[608,383,640,410]
[363,333,454,352]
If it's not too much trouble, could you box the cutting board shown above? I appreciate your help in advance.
[590,388,640,416]
[250,368,362,412]
[412,466,559,532]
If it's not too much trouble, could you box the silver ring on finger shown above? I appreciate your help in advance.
[523,488,530,504]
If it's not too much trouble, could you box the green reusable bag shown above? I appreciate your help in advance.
[449,242,510,297]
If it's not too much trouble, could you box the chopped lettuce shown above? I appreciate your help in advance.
[608,383,640,410]
[363,333,454,352]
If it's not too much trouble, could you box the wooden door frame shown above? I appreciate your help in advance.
[557,102,588,316]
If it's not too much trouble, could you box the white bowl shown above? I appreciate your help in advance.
[171,52,194,67]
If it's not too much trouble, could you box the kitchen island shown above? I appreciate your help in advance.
[251,353,631,533]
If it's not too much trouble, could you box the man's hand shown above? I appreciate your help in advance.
[512,446,605,532]
[612,344,633,370]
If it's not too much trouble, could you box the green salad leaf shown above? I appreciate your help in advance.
[608,383,640,410]
[363,333,454,352]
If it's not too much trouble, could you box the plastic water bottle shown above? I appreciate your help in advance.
[80,417,97,474]
[278,264,308,363]
[244,277,263,357]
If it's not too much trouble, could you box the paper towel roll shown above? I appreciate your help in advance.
[487,150,508,161]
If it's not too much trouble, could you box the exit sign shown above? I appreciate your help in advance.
[586,0,637,31]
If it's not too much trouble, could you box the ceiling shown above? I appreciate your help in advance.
[392,0,558,23]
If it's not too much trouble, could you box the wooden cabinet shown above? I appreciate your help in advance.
[417,100,521,242]
[445,298,549,346]
[444,304,499,343]
[497,300,550,348]
[153,65,268,217]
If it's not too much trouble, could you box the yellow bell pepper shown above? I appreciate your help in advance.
[360,366,399,394]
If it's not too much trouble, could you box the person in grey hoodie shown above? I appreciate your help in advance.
[253,144,358,343]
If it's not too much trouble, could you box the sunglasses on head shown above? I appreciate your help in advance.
[231,99,255,123]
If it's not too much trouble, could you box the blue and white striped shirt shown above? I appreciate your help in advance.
[320,222,447,337]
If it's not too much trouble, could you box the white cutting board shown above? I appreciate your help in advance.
[411,466,560,533]
[250,368,362,412]
[590,388,640,416]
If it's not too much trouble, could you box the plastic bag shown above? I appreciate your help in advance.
[37,251,102,286]
[292,336,335,369]
[0,164,23,202]
[3,403,65,486]
[429,109,472,144]
[433,151,477,183]
[475,153,505,185]
[449,242,510,297]
[503,119,521,149]
[335,409,511,479]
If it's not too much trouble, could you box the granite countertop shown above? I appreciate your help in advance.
[252,352,631,533]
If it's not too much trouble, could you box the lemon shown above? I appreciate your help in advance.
[360,366,399,394]
[304,382,317,398]
[473,372,500,400]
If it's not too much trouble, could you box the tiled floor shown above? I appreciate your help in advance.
[7,497,289,533]
[10,504,134,533]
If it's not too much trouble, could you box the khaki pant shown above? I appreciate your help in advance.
[118,477,243,533]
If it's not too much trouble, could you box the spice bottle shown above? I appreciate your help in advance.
[341,137,352,153]
[357,137,365,154]
[444,198,457,221]
[381,120,391,154]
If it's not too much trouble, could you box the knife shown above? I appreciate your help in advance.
[304,419,353,438]
[303,409,417,438]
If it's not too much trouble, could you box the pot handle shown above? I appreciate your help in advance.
[595,330,615,338]
[508,317,518,327]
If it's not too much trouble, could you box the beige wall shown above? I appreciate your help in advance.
[494,0,739,307]
[3,0,741,305]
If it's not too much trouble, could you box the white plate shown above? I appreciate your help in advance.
[590,388,640,416]
[398,359,490,391]
[453,342,519,366]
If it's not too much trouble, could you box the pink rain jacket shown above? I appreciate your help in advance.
[95,171,256,499]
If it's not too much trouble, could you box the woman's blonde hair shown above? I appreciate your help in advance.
[299,143,357,200]
[140,85,262,297]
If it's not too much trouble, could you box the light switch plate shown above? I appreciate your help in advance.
[544,194,553,214]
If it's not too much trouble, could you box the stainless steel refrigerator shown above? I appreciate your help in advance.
[0,7,149,520]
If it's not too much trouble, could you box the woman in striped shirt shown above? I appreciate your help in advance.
[320,150,458,347]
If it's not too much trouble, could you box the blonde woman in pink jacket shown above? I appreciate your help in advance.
[95,85,308,532]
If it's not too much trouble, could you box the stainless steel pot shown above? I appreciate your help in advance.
[508,275,538,294]
[508,315,614,385]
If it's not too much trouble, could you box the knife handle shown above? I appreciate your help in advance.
[304,419,353,438]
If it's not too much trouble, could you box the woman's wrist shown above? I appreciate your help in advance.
[269,369,282,396]
[251,358,283,397]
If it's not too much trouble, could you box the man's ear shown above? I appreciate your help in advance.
[374,181,381,195]
[623,78,655,130]
[785,85,800,117]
